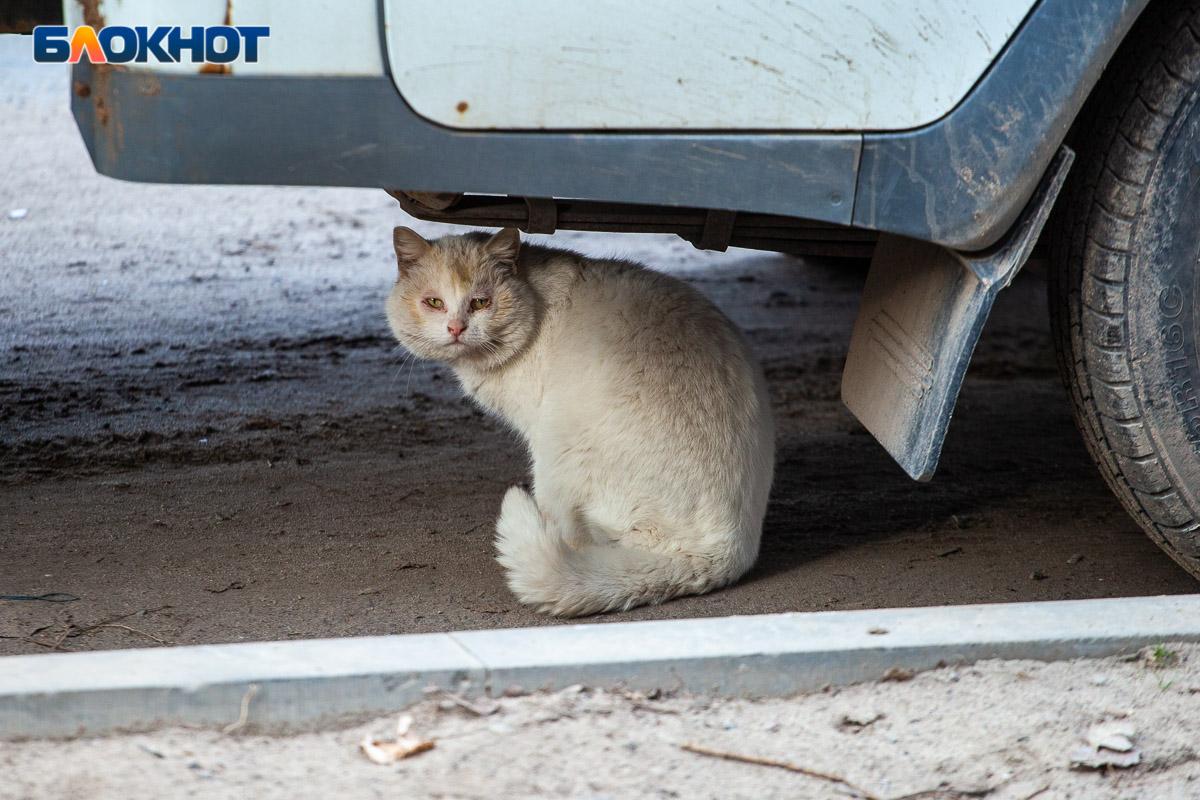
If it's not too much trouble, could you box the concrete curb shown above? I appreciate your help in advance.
[2,594,1198,739]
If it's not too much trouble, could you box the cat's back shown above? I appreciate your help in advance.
[529,249,765,421]
[554,253,749,367]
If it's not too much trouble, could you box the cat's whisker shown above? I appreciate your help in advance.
[390,349,420,389]
[404,355,432,396]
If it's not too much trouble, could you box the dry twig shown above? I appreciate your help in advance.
[23,606,174,651]
[90,623,172,645]
[222,684,260,735]
[681,743,998,800]
[680,743,880,799]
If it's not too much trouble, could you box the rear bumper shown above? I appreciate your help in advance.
[71,0,1147,250]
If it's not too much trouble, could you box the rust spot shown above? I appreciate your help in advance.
[82,63,123,168]
[456,101,469,114]
[76,0,105,28]
[89,65,112,127]
[73,81,91,98]
[199,1,235,75]
[136,75,161,96]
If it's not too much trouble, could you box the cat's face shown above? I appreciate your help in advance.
[385,228,535,368]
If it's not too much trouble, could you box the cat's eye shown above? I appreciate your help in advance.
[424,297,445,310]
[469,297,492,312]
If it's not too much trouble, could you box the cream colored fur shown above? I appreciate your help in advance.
[385,228,774,616]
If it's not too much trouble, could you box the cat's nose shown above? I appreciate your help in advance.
[447,321,467,339]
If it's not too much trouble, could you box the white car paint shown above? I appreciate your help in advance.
[64,0,384,77]
[384,0,1035,131]
[61,0,1034,132]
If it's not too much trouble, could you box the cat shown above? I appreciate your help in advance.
[385,227,775,616]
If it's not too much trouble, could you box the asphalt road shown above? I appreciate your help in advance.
[1,36,1195,656]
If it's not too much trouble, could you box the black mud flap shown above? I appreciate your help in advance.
[841,147,1075,481]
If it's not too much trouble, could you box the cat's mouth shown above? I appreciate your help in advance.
[442,338,498,364]
[440,339,477,359]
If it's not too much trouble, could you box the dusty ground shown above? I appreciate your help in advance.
[5,646,1200,799]
[1,36,1197,656]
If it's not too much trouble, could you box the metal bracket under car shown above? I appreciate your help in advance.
[841,146,1075,481]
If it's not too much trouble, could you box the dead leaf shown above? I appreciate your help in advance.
[359,714,435,764]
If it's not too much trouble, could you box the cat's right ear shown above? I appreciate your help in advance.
[393,227,431,273]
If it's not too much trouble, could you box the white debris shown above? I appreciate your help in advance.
[8,208,27,220]
[1069,721,1140,771]
[1069,745,1141,770]
[1085,721,1135,753]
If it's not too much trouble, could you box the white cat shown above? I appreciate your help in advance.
[385,228,774,616]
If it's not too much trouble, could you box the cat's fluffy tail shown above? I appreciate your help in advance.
[494,486,741,616]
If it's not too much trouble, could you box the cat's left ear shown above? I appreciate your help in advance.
[485,227,521,274]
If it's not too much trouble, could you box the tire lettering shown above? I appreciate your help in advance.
[1162,322,1186,352]
[1159,284,1184,318]
[1166,355,1191,381]
[1188,413,1200,456]
[1172,378,1199,414]
[1158,279,1198,450]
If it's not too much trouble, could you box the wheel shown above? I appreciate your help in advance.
[1049,2,1200,577]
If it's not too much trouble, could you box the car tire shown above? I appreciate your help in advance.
[1049,1,1200,577]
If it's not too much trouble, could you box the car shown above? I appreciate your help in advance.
[59,0,1200,580]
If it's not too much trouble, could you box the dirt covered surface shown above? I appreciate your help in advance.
[6,646,1200,799]
[1,38,1196,656]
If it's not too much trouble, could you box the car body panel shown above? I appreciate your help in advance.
[69,69,863,227]
[68,0,1150,250]
[383,0,1034,131]
[854,0,1150,249]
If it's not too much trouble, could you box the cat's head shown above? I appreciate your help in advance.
[385,227,536,368]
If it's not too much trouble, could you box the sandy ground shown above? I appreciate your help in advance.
[5,646,1199,799]
[1,36,1198,657]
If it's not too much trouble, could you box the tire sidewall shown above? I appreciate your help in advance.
[1128,84,1200,510]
